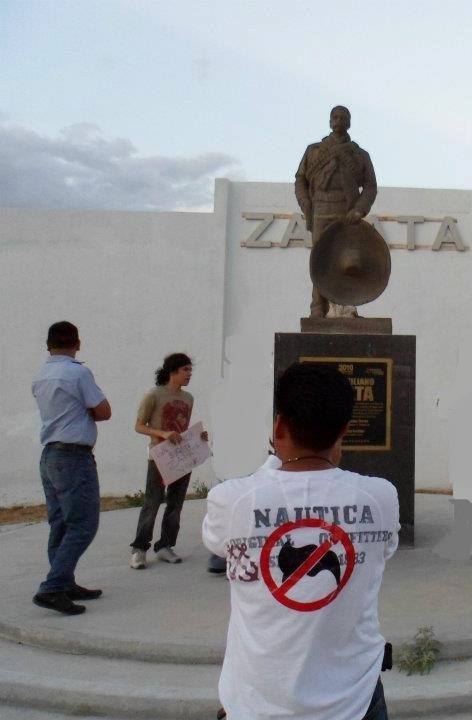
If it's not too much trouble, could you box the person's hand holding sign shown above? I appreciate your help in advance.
[163,431,182,444]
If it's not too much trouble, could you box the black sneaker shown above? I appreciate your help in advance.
[208,554,227,574]
[33,591,86,615]
[66,584,102,601]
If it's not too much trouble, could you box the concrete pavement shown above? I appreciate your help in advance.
[1,493,471,718]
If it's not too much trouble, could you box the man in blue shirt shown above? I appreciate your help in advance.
[32,321,111,615]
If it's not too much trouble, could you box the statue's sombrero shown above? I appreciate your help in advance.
[311,220,391,306]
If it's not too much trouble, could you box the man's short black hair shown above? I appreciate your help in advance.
[47,321,80,350]
[274,362,355,451]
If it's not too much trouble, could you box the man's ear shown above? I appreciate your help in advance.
[336,423,350,444]
[273,413,287,440]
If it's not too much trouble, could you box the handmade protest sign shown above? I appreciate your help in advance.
[150,421,210,485]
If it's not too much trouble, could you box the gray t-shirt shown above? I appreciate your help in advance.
[137,385,193,447]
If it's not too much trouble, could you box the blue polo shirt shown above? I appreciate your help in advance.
[32,355,106,446]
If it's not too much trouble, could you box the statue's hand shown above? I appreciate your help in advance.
[345,209,362,224]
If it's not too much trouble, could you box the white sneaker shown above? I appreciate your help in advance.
[156,546,182,564]
[130,550,147,569]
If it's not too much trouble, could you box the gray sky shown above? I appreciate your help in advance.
[1,0,471,211]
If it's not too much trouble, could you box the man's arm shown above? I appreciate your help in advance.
[78,368,110,421]
[294,147,312,229]
[354,151,377,217]
[134,419,181,444]
[383,483,400,561]
[90,399,112,421]
[202,485,229,558]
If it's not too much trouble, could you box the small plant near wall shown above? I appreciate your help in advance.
[124,490,145,507]
[192,479,209,499]
[396,626,441,675]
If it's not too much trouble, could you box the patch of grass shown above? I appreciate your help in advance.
[123,490,145,507]
[192,479,209,499]
[396,626,441,675]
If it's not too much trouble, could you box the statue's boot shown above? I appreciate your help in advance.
[310,287,329,318]
[330,304,359,318]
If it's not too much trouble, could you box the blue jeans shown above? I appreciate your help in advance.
[362,678,389,720]
[38,444,100,594]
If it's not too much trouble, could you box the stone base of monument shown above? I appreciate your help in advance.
[300,317,392,334]
[274,331,415,544]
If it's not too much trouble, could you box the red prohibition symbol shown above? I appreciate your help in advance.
[260,518,355,612]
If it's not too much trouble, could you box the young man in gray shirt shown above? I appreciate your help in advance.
[130,352,207,568]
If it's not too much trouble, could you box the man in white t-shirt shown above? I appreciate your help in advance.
[203,362,399,720]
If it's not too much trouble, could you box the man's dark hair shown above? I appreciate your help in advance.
[274,362,355,451]
[330,105,351,119]
[47,321,80,350]
[155,353,192,386]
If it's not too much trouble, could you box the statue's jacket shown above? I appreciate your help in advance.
[295,132,377,232]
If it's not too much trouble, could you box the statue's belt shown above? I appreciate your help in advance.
[313,189,347,203]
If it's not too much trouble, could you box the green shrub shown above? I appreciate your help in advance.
[192,480,209,499]
[396,626,441,675]
[124,490,145,507]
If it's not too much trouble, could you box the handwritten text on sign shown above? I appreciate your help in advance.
[150,422,210,485]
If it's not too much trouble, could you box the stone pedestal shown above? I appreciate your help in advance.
[274,332,416,544]
[300,317,392,335]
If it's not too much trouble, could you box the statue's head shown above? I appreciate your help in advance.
[330,106,351,134]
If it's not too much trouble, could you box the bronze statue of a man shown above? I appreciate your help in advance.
[295,106,377,317]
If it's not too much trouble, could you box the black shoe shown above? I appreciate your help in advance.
[66,584,102,601]
[33,592,86,615]
[207,554,227,574]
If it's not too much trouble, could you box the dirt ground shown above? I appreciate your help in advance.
[416,487,452,495]
[0,494,203,526]
[0,489,451,527]
[0,497,131,526]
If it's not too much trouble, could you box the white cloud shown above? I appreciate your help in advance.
[0,119,239,211]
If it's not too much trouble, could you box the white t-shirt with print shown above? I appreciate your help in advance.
[202,457,399,720]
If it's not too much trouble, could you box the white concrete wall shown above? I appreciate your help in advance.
[1,179,471,505]
[0,200,227,506]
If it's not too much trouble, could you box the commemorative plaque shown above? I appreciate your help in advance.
[300,356,392,451]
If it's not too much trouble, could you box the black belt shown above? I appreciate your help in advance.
[46,442,93,452]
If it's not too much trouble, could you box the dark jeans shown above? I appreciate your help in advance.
[38,444,100,594]
[361,678,388,720]
[130,461,190,551]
